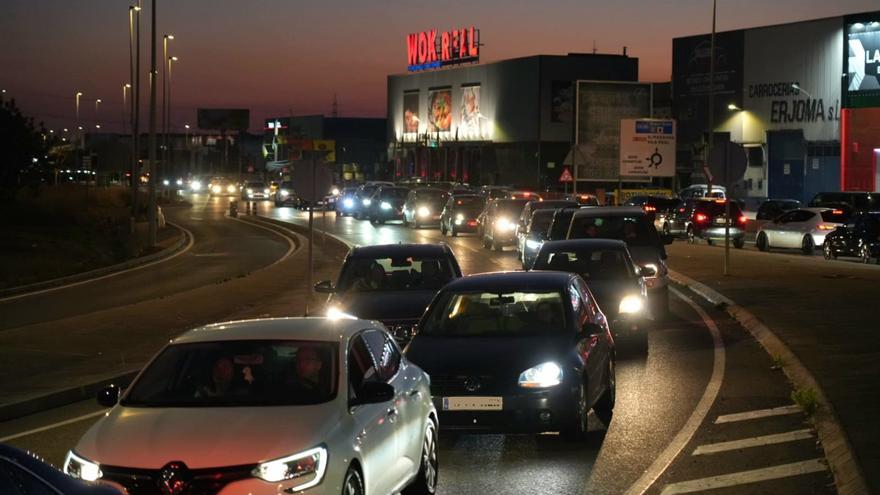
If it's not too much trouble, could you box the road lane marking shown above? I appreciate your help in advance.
[0,222,195,303]
[0,410,108,443]
[659,459,827,494]
[622,287,725,495]
[715,405,802,424]
[227,216,296,267]
[692,429,814,456]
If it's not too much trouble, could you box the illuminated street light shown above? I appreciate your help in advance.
[727,103,740,111]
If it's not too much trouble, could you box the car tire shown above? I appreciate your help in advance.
[440,222,447,236]
[593,360,616,428]
[274,200,281,207]
[562,382,589,441]
[756,232,769,252]
[663,222,671,236]
[686,226,696,244]
[493,238,503,252]
[370,218,377,226]
[706,238,714,246]
[734,237,745,249]
[801,235,814,255]
[413,219,421,229]
[342,465,365,495]
[823,241,836,260]
[403,420,439,495]
[451,226,458,237]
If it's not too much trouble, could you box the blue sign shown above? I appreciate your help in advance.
[635,120,674,135]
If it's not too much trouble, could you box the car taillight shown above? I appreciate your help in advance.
[695,213,708,223]
[832,209,844,215]
[738,215,747,224]
[644,205,657,213]
[817,224,836,230]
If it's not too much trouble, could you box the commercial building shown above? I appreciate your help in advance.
[673,10,880,203]
[387,43,639,188]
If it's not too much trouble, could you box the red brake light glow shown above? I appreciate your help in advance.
[644,205,657,212]
[832,209,844,215]
[818,224,836,230]
[695,213,708,223]
[738,215,747,224]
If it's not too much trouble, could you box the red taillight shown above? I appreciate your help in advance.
[695,213,708,223]
[832,209,844,215]
[467,220,477,226]
[738,215,747,224]
[644,205,657,213]
[817,224,836,231]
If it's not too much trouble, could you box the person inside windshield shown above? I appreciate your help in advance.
[352,261,386,291]
[534,301,560,326]
[292,346,324,397]
[196,355,234,398]
[419,260,444,288]
[623,221,638,241]
[583,222,599,238]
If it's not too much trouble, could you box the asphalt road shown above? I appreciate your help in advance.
[0,201,840,494]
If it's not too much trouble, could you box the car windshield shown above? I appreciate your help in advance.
[246,182,265,189]
[452,196,483,210]
[381,188,408,199]
[530,210,555,232]
[534,249,633,280]
[496,199,529,215]
[821,209,850,223]
[568,215,659,247]
[650,198,681,211]
[122,340,338,407]
[338,255,457,292]
[416,189,447,202]
[421,291,568,337]
[280,182,294,189]
[696,201,743,216]
[548,210,576,240]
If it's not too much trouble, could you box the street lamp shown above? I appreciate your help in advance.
[123,83,131,133]
[95,98,102,127]
[75,92,83,122]
[727,103,740,111]
[162,34,174,173]
[166,55,179,177]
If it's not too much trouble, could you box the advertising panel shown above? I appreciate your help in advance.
[459,85,484,137]
[428,89,453,132]
[403,92,420,134]
[846,18,880,107]
[619,119,676,177]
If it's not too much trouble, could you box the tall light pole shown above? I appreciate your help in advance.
[95,99,102,128]
[162,34,174,176]
[75,91,83,149]
[122,83,131,134]
[167,55,178,178]
[147,0,158,247]
[130,3,142,231]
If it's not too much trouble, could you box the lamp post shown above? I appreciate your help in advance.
[75,91,83,149]
[166,54,178,178]
[122,84,131,133]
[95,99,102,128]
[162,34,174,175]
[147,0,158,247]
[130,3,142,231]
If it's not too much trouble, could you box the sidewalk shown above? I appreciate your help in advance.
[665,243,880,494]
[0,217,348,420]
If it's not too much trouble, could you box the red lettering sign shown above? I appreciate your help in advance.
[407,27,480,70]
[441,31,451,61]
[427,30,438,62]
[468,26,478,57]
[407,34,419,65]
[418,32,428,63]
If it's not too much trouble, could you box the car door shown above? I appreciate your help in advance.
[842,215,866,255]
[766,211,794,247]
[572,279,607,405]
[348,332,398,495]
[788,210,817,246]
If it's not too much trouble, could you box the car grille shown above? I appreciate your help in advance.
[100,463,254,495]
[430,373,506,395]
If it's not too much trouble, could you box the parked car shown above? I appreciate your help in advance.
[823,211,880,263]
[756,208,846,254]
[0,444,121,494]
[335,187,359,216]
[241,181,271,201]
[65,318,439,495]
[439,194,483,236]
[404,271,615,438]
[755,199,801,221]
[403,188,449,228]
[518,208,557,270]
[533,239,652,339]
[622,196,682,234]
[315,243,462,344]
[352,182,394,220]
[678,184,726,199]
[273,180,301,207]
[516,200,578,256]
[667,198,746,248]
[367,186,409,225]
[478,198,530,251]
[808,191,880,215]
[567,207,672,318]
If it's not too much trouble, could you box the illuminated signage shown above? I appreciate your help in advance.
[407,27,480,72]
[847,21,880,94]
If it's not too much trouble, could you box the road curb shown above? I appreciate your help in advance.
[668,269,871,495]
[253,214,356,249]
[0,370,141,423]
[0,223,189,299]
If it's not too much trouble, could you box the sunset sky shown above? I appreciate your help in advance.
[2,0,877,132]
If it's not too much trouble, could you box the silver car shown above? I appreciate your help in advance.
[64,318,438,495]
[756,207,846,254]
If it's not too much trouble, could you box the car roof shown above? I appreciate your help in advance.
[172,317,380,345]
[442,271,575,292]
[349,243,451,258]
[539,239,628,251]
[572,206,646,217]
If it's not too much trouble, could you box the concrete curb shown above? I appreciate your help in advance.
[668,269,871,495]
[0,223,189,299]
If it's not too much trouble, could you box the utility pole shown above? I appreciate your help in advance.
[706,0,716,206]
[131,2,141,233]
[147,0,158,247]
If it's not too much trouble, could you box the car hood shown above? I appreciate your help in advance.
[333,290,436,322]
[75,404,341,469]
[405,334,573,378]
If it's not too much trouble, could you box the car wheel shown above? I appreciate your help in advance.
[734,237,745,249]
[706,238,714,246]
[493,238,503,252]
[823,241,836,260]
[440,222,447,236]
[593,360,616,427]
[370,218,378,226]
[482,236,491,249]
[274,200,281,207]
[562,382,589,441]
[451,226,458,237]
[663,222,671,236]
[686,226,696,244]
[342,465,365,495]
[861,244,871,264]
[413,219,421,229]
[756,232,768,252]
[801,235,814,255]
[403,420,439,495]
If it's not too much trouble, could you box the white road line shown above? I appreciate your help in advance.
[0,222,195,303]
[693,429,814,456]
[227,216,296,267]
[622,287,726,495]
[715,404,802,424]
[659,458,827,495]
[0,410,108,443]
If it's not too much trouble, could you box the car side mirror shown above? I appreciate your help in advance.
[662,233,674,245]
[97,384,121,407]
[314,280,335,293]
[580,322,604,339]
[351,381,395,407]
[640,266,657,277]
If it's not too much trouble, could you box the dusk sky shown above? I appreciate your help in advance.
[2,0,877,133]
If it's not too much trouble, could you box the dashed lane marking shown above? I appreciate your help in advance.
[0,410,108,443]
[659,459,827,495]
[714,405,802,424]
[692,429,814,456]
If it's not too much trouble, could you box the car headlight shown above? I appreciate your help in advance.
[518,361,563,388]
[264,188,270,195]
[619,294,644,314]
[246,188,254,194]
[496,217,514,232]
[227,185,236,193]
[211,185,222,194]
[190,180,202,191]
[331,187,340,196]
[525,238,543,251]
[343,198,354,208]
[381,201,392,210]
[418,206,431,217]
[363,198,372,206]
[162,179,170,186]
[280,189,290,197]
[176,178,184,186]
[252,446,327,489]
[64,451,103,482]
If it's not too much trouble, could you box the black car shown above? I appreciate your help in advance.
[0,444,122,494]
[623,196,683,234]
[334,187,359,216]
[564,193,601,207]
[755,199,801,221]
[533,239,652,339]
[352,182,393,220]
[823,211,880,264]
[367,186,409,225]
[516,200,578,257]
[273,181,300,207]
[518,208,556,270]
[667,198,747,247]
[314,243,462,343]
[405,271,615,438]
[440,194,483,236]
[546,207,580,241]
[478,198,529,251]
[403,188,449,228]
[809,191,880,215]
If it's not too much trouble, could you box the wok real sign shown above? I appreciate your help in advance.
[619,119,676,177]
[407,27,479,72]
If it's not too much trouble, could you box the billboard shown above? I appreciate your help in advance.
[403,92,420,133]
[197,108,250,131]
[619,119,676,177]
[428,89,452,132]
[459,85,483,136]
[407,27,479,72]
[846,18,880,107]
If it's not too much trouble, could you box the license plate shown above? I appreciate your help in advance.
[714,217,728,225]
[442,396,503,411]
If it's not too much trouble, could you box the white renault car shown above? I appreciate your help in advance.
[64,318,438,495]
[756,207,847,254]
